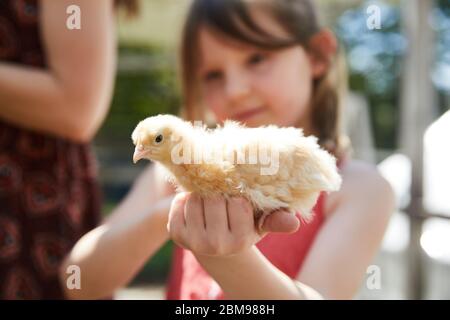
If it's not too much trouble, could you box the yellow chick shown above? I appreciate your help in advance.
[132,114,342,222]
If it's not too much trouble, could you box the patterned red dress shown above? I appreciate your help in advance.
[0,0,102,299]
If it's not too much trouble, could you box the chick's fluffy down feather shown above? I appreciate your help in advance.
[132,114,342,223]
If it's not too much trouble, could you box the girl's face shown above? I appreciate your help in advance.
[197,10,315,129]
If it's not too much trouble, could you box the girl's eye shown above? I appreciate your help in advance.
[154,134,163,144]
[247,53,267,66]
[204,70,223,82]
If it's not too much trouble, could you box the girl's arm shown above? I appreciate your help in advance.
[177,161,394,299]
[61,166,299,300]
[195,247,321,299]
[0,0,116,142]
[59,164,175,300]
[296,161,395,299]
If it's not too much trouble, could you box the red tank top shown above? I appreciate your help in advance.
[165,192,326,300]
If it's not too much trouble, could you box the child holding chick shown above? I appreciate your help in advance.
[61,0,394,300]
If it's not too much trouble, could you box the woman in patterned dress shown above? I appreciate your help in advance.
[0,0,136,299]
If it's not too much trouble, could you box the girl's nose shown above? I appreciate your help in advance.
[225,69,251,103]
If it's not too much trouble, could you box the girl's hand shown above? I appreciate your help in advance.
[167,192,299,257]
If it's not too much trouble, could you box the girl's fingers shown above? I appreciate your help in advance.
[167,192,189,243]
[203,195,229,235]
[260,210,300,234]
[227,197,254,237]
[185,193,206,234]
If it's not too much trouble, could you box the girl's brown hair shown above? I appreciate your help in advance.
[180,0,349,159]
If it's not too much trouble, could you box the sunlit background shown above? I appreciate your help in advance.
[93,0,450,299]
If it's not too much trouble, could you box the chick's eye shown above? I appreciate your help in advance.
[155,134,163,144]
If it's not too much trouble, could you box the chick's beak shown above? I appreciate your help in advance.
[133,145,150,164]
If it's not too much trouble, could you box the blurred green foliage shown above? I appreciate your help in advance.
[336,0,450,151]
[96,44,180,145]
[336,2,405,150]
[97,44,180,284]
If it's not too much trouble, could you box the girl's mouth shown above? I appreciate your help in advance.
[231,107,266,122]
